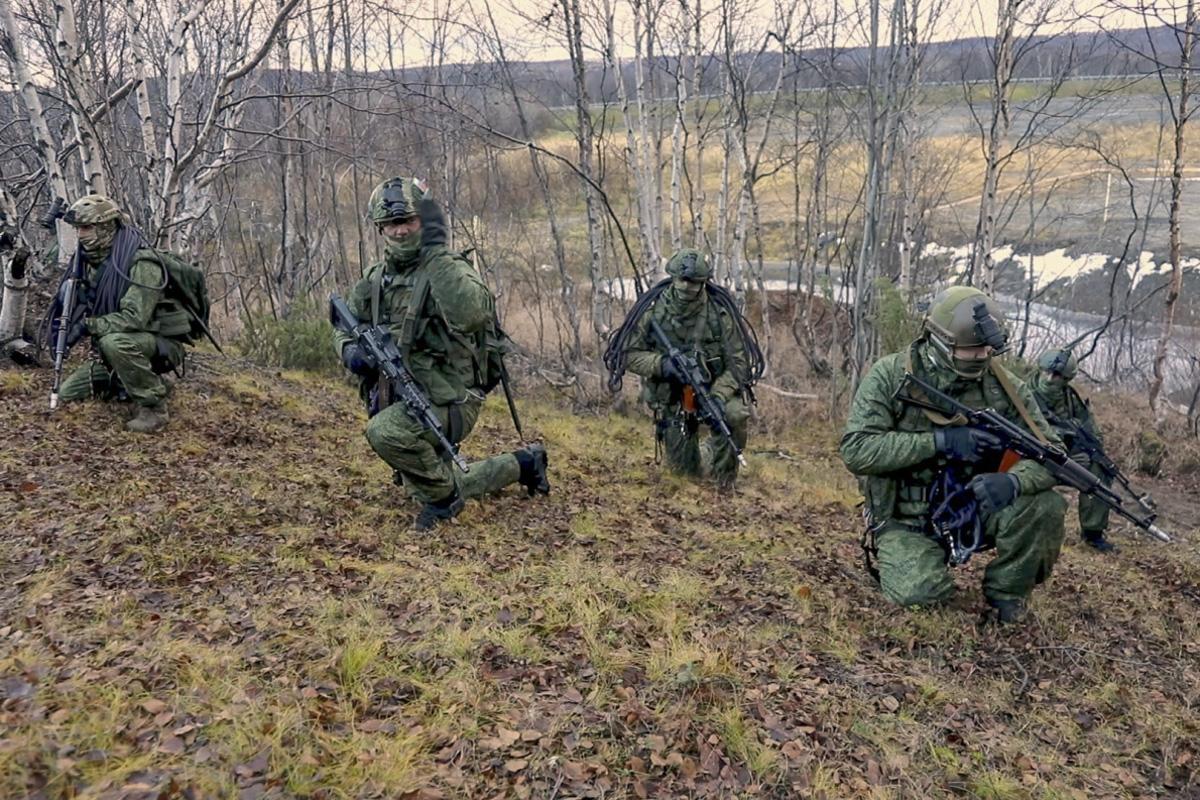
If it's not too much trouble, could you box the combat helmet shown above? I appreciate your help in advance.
[1037,348,1078,381]
[367,176,429,226]
[665,248,711,281]
[923,286,1009,379]
[63,194,122,226]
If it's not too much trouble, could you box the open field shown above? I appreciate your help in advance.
[1,356,1198,798]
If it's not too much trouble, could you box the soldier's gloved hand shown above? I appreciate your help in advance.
[417,197,448,248]
[659,357,685,386]
[934,426,1004,464]
[64,319,88,348]
[968,472,1020,516]
[341,343,377,376]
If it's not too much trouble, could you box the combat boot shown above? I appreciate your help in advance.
[414,489,465,532]
[984,597,1027,625]
[1082,529,1116,553]
[515,444,551,496]
[126,402,169,434]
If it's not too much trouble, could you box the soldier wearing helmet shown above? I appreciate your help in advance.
[840,285,1067,624]
[607,248,761,490]
[332,177,549,532]
[1031,348,1115,552]
[51,194,194,433]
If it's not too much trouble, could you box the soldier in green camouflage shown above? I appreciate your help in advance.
[334,177,549,531]
[55,195,190,433]
[620,249,751,489]
[841,286,1067,623]
[1030,348,1115,552]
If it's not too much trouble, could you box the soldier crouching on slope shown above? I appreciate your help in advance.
[603,249,764,491]
[333,176,549,532]
[1030,348,1116,553]
[49,195,197,433]
[840,287,1067,624]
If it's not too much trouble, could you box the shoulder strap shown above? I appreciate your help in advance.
[398,271,433,359]
[370,267,384,327]
[991,362,1050,445]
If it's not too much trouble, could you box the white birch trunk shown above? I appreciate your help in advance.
[1,0,72,264]
[53,0,106,194]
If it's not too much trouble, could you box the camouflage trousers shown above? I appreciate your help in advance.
[1077,460,1112,535]
[58,332,182,408]
[656,396,750,486]
[365,394,520,504]
[875,488,1067,607]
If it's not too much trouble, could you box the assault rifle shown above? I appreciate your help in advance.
[49,276,79,410]
[1040,406,1155,516]
[898,372,1171,543]
[330,294,469,473]
[649,318,745,466]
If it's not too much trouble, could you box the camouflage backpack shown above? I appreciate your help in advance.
[142,249,211,344]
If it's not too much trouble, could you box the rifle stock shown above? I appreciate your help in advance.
[49,277,77,410]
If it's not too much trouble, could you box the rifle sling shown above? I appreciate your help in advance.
[991,363,1049,445]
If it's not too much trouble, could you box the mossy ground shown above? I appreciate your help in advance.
[1,355,1197,799]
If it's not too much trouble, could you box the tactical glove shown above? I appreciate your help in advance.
[968,472,1020,516]
[341,343,377,376]
[417,197,448,248]
[934,426,1004,464]
[659,357,685,385]
[64,319,88,348]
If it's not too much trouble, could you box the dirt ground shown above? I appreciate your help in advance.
[1,355,1197,799]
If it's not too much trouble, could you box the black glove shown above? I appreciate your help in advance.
[660,357,685,385]
[341,343,377,377]
[417,197,448,248]
[934,426,1004,464]
[64,319,88,348]
[968,472,1020,516]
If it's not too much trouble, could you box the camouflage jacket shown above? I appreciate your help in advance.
[84,249,191,340]
[333,244,495,406]
[1030,375,1102,454]
[840,341,1062,524]
[624,288,747,408]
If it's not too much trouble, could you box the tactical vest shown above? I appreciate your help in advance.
[365,255,492,406]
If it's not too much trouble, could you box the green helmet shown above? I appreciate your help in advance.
[367,176,429,225]
[1038,348,1078,380]
[63,194,122,226]
[665,248,711,281]
[923,286,1009,378]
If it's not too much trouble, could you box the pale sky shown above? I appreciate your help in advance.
[342,0,1167,70]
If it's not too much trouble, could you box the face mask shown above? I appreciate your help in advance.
[672,277,704,300]
[951,352,990,380]
[383,230,420,265]
[1040,371,1067,389]
[79,221,117,262]
[928,340,989,380]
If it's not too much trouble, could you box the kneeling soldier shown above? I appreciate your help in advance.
[333,176,549,531]
[52,195,198,433]
[605,249,763,490]
[1030,349,1116,552]
[841,286,1067,623]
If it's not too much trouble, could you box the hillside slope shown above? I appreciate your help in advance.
[1,356,1197,799]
